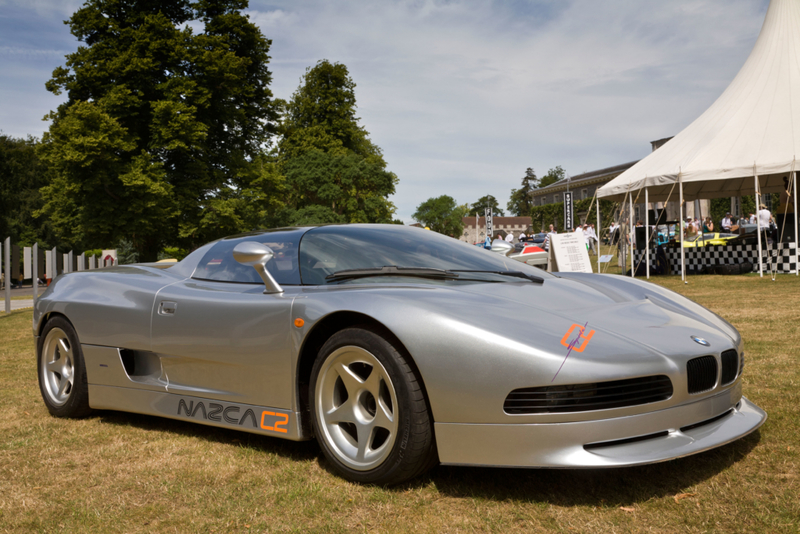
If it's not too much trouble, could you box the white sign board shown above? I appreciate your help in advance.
[24,247,32,279]
[548,232,593,273]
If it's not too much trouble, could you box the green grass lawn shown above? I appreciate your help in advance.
[1,275,798,533]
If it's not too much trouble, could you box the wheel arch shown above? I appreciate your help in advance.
[295,311,433,438]
[37,311,71,338]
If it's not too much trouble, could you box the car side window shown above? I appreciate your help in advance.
[192,230,304,285]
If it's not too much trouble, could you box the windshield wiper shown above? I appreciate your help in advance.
[452,270,545,284]
[326,266,460,283]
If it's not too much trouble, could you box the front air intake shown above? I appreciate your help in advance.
[504,375,673,415]
[687,355,717,393]
[720,350,739,385]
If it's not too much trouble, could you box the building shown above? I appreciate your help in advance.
[531,161,638,209]
[529,137,712,231]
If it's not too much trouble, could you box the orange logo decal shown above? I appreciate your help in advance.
[560,323,595,353]
[261,411,289,433]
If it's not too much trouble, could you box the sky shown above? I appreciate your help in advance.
[0,0,771,223]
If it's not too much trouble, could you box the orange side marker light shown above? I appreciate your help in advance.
[294,318,305,328]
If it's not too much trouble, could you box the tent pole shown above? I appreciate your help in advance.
[679,173,686,282]
[629,192,634,278]
[794,167,799,276]
[645,187,650,279]
[755,171,763,278]
[596,196,601,273]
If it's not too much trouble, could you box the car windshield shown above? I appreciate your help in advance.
[299,225,555,285]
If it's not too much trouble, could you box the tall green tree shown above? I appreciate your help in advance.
[0,135,56,247]
[468,195,504,217]
[539,166,566,188]
[40,0,280,261]
[413,195,465,236]
[278,60,397,224]
[507,168,539,216]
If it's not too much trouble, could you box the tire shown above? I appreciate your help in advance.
[37,316,92,418]
[310,327,437,485]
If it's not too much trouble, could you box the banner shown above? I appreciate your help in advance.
[563,191,573,230]
[485,207,493,247]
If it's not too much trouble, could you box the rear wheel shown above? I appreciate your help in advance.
[37,317,91,418]
[310,327,437,485]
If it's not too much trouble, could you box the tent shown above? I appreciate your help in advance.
[597,0,799,278]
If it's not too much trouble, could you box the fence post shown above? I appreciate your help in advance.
[4,237,10,314]
[33,242,38,309]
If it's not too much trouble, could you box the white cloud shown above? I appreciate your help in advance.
[0,0,84,18]
[249,0,768,221]
[0,0,771,222]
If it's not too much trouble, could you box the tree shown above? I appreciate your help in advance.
[0,135,57,247]
[278,60,397,225]
[507,168,539,216]
[40,0,280,261]
[413,195,465,236]
[539,166,566,188]
[468,195,504,217]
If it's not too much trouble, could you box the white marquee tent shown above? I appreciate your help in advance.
[596,0,799,278]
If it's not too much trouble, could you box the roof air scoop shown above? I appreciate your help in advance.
[232,241,283,294]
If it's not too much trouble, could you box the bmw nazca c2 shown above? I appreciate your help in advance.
[34,224,766,485]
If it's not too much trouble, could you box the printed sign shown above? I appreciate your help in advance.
[485,207,493,240]
[548,232,592,273]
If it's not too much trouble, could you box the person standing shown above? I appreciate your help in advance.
[504,231,514,244]
[609,221,619,245]
[758,203,773,244]
[545,224,557,251]
[617,220,630,272]
[721,213,732,232]
[587,223,598,255]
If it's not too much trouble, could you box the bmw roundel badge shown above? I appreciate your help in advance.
[690,336,710,347]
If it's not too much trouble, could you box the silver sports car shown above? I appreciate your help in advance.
[34,224,766,485]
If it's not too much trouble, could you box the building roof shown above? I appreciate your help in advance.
[531,160,639,196]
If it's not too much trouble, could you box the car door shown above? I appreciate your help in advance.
[150,229,305,409]
[151,281,295,409]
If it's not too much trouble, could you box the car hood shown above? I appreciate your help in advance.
[447,273,740,359]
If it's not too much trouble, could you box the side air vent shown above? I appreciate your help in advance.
[720,350,739,386]
[504,375,673,415]
[119,349,136,375]
[687,355,717,393]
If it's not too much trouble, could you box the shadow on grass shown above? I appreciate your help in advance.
[420,429,762,506]
[95,410,321,462]
[94,408,761,506]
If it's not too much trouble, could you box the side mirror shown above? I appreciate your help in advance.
[233,241,283,294]
[490,239,514,257]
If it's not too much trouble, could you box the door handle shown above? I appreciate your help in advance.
[158,301,177,316]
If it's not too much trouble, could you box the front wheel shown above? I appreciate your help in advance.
[37,316,91,418]
[310,327,437,485]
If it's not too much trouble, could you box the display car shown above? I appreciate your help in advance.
[682,232,739,247]
[493,239,548,268]
[34,224,766,485]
